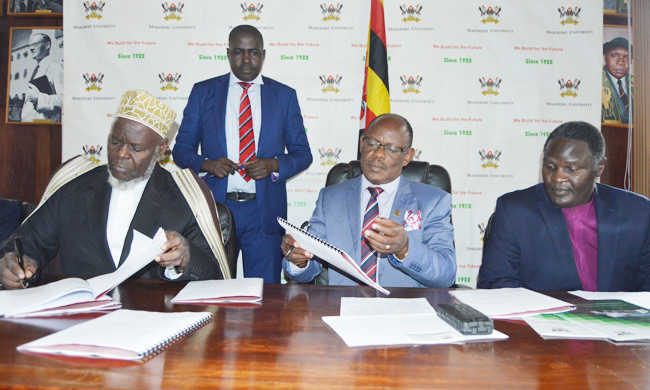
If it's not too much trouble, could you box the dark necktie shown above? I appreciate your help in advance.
[238,82,256,181]
[30,64,39,81]
[360,187,384,281]
[617,79,629,110]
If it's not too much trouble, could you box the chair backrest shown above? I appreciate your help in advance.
[7,199,36,223]
[215,201,238,278]
[325,160,452,193]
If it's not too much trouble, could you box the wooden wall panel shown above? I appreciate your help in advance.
[632,0,650,197]
[0,4,61,204]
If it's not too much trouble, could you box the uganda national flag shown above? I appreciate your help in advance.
[358,0,390,157]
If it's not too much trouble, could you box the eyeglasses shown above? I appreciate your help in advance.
[362,137,409,155]
[29,41,45,49]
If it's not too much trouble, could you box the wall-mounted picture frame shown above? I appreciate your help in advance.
[601,25,632,126]
[8,0,62,16]
[6,27,63,124]
[604,0,629,15]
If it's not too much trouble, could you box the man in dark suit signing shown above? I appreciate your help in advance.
[0,90,227,289]
[172,25,312,283]
[479,121,650,291]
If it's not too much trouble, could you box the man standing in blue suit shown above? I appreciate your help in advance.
[479,121,650,291]
[173,25,312,283]
[281,114,456,288]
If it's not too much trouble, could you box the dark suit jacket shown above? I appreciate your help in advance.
[478,183,650,291]
[0,164,222,281]
[0,199,21,244]
[172,73,313,234]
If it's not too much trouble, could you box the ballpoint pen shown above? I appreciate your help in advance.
[14,237,27,288]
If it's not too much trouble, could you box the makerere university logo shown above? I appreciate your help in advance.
[479,149,501,168]
[160,72,181,91]
[241,3,263,21]
[162,2,184,20]
[319,147,341,166]
[479,77,501,96]
[321,3,342,21]
[558,6,580,25]
[479,6,501,24]
[400,75,422,94]
[400,4,422,22]
[559,78,580,98]
[83,145,102,163]
[83,73,104,91]
[320,74,342,93]
[160,147,175,165]
[84,1,105,19]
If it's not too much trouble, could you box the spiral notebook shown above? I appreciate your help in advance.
[17,309,212,361]
[279,217,389,295]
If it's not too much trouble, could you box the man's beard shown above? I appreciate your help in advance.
[107,147,160,190]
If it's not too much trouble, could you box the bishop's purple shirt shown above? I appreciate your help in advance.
[561,197,598,291]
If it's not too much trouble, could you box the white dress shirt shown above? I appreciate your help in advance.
[225,72,264,193]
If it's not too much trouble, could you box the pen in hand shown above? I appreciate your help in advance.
[14,237,27,288]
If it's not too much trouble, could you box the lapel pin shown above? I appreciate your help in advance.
[393,209,401,217]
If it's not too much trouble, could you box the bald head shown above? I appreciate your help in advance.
[368,113,413,148]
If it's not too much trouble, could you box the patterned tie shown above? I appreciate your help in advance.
[238,82,256,181]
[360,186,384,282]
[617,79,629,110]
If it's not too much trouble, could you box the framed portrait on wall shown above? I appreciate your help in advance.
[6,27,63,124]
[8,0,62,16]
[602,25,632,126]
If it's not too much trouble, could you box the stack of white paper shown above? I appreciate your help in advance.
[171,278,264,304]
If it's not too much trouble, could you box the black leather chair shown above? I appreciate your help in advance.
[326,160,452,194]
[215,201,237,278]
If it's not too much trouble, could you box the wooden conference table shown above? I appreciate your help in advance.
[1,279,649,390]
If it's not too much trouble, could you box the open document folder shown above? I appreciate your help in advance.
[525,299,650,343]
[279,217,389,295]
[323,297,507,347]
[0,228,167,318]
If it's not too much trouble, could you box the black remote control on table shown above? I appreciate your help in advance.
[435,302,494,335]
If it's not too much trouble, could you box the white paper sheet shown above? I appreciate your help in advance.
[340,297,435,316]
[88,228,166,298]
[322,313,508,347]
[450,288,574,318]
[171,278,264,304]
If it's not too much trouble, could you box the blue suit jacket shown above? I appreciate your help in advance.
[172,74,312,234]
[478,183,650,291]
[282,176,457,288]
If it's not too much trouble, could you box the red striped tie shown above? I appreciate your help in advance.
[360,187,384,282]
[238,82,256,181]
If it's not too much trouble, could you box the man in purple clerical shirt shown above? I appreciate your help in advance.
[478,121,650,291]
